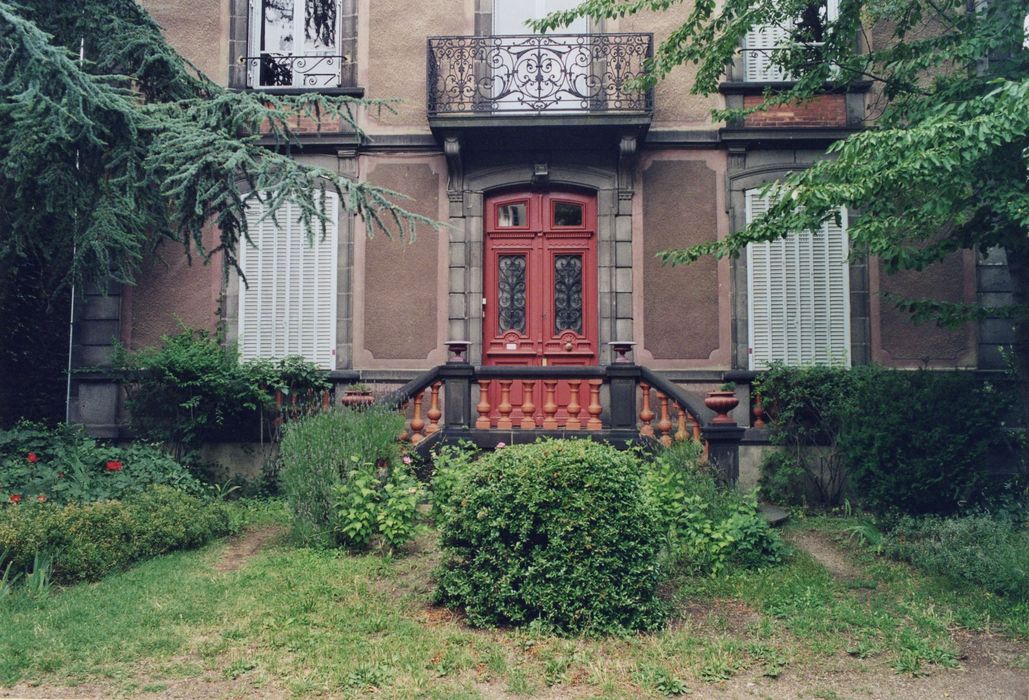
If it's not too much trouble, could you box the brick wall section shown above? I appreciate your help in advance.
[257,111,347,135]
[742,94,848,128]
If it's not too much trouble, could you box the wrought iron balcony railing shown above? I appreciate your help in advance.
[242,53,351,90]
[427,33,653,116]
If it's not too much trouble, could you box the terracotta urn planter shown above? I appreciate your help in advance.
[704,390,739,425]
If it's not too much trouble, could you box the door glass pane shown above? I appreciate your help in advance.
[553,201,583,227]
[497,203,526,227]
[554,255,583,334]
[498,255,527,333]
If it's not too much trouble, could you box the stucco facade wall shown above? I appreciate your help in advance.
[361,0,469,132]
[636,152,731,367]
[141,0,229,84]
[354,157,449,367]
[618,4,723,128]
[870,252,978,368]
[121,228,223,351]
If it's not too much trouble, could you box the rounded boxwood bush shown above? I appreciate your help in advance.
[433,439,665,634]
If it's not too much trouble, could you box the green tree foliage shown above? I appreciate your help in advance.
[0,0,437,292]
[536,0,1029,420]
[0,1,440,425]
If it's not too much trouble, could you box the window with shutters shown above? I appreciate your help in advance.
[745,189,850,369]
[743,0,839,82]
[237,194,339,369]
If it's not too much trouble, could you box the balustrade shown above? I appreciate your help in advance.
[635,379,705,448]
[387,363,732,481]
[427,33,654,115]
[394,365,709,448]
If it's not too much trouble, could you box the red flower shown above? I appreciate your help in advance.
[105,460,123,472]
[26,452,38,463]
[9,494,22,504]
[36,495,47,503]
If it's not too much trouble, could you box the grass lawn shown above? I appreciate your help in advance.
[0,507,1026,699]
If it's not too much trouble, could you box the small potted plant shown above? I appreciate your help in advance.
[341,383,374,408]
[704,381,739,424]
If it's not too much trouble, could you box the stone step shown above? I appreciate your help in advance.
[759,504,789,528]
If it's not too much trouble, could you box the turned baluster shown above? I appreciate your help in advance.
[753,393,767,429]
[565,379,582,430]
[541,380,559,429]
[586,379,603,431]
[656,391,673,446]
[519,380,537,429]
[675,405,689,443]
[426,381,443,434]
[475,380,492,429]
[497,380,514,430]
[686,411,701,443]
[638,382,655,437]
[409,390,426,444]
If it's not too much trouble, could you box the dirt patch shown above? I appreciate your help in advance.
[955,628,1029,670]
[416,604,463,627]
[788,529,863,580]
[711,647,1029,699]
[212,526,284,573]
[1,675,286,699]
[677,598,763,635]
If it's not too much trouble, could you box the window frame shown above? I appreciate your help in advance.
[741,0,841,83]
[245,0,347,90]
[237,193,340,369]
[744,188,851,369]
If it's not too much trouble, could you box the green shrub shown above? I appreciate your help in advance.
[643,440,783,575]
[840,369,1017,516]
[0,486,232,583]
[114,327,329,453]
[428,442,480,519]
[332,458,423,551]
[884,515,1029,600]
[0,421,205,505]
[756,451,809,507]
[434,439,666,634]
[754,364,857,507]
[756,364,1020,516]
[278,406,407,545]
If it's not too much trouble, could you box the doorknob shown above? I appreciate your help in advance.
[564,342,573,351]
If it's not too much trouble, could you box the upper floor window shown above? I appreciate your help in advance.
[247,0,348,89]
[743,0,839,82]
[493,0,588,34]
[745,189,850,368]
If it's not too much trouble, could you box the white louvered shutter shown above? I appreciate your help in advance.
[238,193,339,369]
[743,1,840,82]
[743,23,791,82]
[745,189,850,369]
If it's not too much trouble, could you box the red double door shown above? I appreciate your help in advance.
[483,190,598,421]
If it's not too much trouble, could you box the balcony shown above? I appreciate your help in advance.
[426,33,653,135]
[241,53,355,92]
